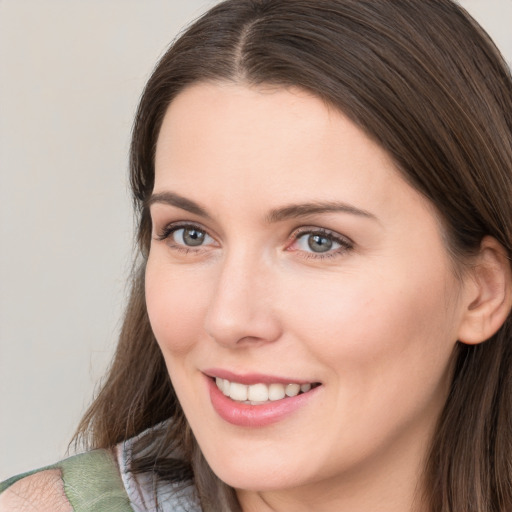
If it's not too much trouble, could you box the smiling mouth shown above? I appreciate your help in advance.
[214,377,321,405]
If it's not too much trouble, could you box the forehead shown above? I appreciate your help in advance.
[154,82,400,206]
[155,82,337,164]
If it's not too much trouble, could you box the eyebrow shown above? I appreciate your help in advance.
[265,201,377,223]
[147,191,377,223]
[146,192,212,219]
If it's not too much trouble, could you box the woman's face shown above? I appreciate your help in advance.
[146,83,469,501]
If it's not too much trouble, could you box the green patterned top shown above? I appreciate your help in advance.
[0,449,134,512]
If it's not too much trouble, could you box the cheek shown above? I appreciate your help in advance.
[280,263,459,453]
[145,256,210,355]
[284,258,459,375]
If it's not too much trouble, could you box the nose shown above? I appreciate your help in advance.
[203,251,282,348]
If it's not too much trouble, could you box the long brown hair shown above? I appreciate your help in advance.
[75,1,512,510]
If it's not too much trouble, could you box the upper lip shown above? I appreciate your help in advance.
[203,368,319,386]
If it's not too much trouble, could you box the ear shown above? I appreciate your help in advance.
[458,236,512,345]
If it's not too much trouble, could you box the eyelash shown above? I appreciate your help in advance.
[288,227,354,259]
[154,222,354,260]
[155,222,213,255]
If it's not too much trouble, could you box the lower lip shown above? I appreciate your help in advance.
[206,377,321,427]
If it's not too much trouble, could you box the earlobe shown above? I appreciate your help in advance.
[457,236,512,345]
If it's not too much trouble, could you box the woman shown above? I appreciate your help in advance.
[1,0,511,510]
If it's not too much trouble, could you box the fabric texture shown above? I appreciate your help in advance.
[0,449,134,511]
[116,433,201,512]
[0,430,202,511]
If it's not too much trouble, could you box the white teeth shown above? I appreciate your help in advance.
[218,378,230,396]
[285,383,301,397]
[214,378,315,403]
[300,383,311,393]
[248,383,268,402]
[229,382,248,401]
[268,383,286,401]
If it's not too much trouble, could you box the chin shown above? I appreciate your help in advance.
[214,467,301,493]
[199,442,319,493]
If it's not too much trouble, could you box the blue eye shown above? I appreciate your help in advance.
[296,232,341,253]
[172,227,212,247]
[156,224,215,250]
[289,228,353,258]
[305,233,338,253]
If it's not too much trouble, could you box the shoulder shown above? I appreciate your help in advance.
[0,469,72,512]
[0,450,134,512]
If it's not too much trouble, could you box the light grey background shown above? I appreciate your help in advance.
[1,0,511,479]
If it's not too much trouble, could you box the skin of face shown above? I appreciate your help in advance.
[145,82,472,511]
